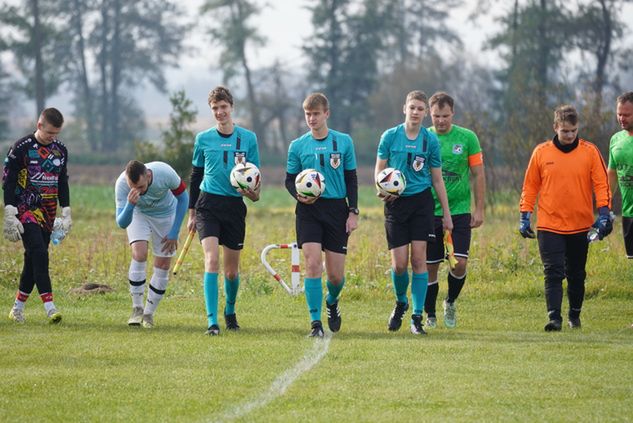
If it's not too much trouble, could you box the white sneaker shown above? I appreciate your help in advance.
[443,300,456,328]
[47,308,62,324]
[127,307,143,326]
[426,315,437,329]
[142,314,154,329]
[9,307,25,323]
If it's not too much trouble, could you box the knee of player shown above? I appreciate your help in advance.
[326,273,344,285]
[224,270,239,280]
[204,254,220,272]
[304,259,323,275]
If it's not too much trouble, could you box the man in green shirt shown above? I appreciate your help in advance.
[606,91,633,328]
[425,92,485,329]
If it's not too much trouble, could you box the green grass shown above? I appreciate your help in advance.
[1,186,632,422]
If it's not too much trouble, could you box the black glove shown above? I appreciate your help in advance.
[592,206,613,240]
[519,211,535,239]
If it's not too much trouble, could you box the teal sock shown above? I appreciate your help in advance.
[304,277,323,322]
[391,269,409,303]
[204,272,218,327]
[326,278,345,305]
[224,275,240,315]
[411,272,429,316]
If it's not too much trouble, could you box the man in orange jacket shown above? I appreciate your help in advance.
[519,105,612,331]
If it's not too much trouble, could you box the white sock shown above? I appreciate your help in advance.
[129,259,147,308]
[14,291,29,310]
[144,267,169,315]
[43,301,56,314]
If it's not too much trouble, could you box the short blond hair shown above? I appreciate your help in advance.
[303,93,329,111]
[405,90,428,105]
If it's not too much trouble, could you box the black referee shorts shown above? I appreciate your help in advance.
[296,198,349,254]
[195,192,246,250]
[384,188,434,250]
[427,213,472,263]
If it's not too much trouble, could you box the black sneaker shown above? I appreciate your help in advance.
[225,313,240,331]
[568,317,581,329]
[205,324,220,336]
[544,320,562,332]
[388,301,409,331]
[326,301,342,332]
[309,320,324,338]
[410,314,427,335]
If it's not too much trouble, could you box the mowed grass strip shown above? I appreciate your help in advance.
[0,185,632,422]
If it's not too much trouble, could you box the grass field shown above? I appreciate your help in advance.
[1,186,632,422]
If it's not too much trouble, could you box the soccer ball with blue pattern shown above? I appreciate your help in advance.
[376,167,406,196]
[230,162,261,191]
[295,169,326,198]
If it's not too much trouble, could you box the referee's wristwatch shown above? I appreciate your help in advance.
[348,207,359,215]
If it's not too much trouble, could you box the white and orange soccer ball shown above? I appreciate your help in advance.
[295,169,326,198]
[375,167,406,196]
[230,162,261,191]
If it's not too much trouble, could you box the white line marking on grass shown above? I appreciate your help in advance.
[214,333,332,422]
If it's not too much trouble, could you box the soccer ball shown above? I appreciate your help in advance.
[376,167,406,196]
[230,162,261,191]
[295,169,326,198]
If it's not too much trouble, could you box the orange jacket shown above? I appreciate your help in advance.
[520,138,611,234]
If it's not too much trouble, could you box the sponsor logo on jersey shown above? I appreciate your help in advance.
[442,170,461,183]
[330,153,341,169]
[452,144,464,155]
[412,155,425,172]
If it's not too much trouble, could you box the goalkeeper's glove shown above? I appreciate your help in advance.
[60,207,72,234]
[591,206,613,241]
[3,205,24,242]
[519,211,535,239]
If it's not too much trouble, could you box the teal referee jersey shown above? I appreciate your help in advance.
[192,125,260,197]
[287,130,357,199]
[377,123,442,196]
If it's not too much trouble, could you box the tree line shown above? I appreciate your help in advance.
[0,0,631,188]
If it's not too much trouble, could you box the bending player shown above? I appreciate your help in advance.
[375,90,452,336]
[425,92,485,329]
[115,160,189,328]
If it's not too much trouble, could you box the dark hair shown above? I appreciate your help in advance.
[125,160,147,183]
[208,86,234,107]
[41,108,64,128]
[553,105,578,126]
[429,91,454,111]
[617,91,633,105]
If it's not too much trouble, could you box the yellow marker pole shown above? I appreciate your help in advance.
[444,230,458,269]
[173,230,195,275]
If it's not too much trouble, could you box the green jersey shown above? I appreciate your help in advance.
[429,124,482,216]
[608,130,633,217]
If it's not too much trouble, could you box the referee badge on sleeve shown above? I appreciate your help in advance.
[412,155,425,172]
[330,153,341,169]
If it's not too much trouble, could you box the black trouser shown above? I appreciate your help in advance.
[19,223,52,295]
[537,231,588,322]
